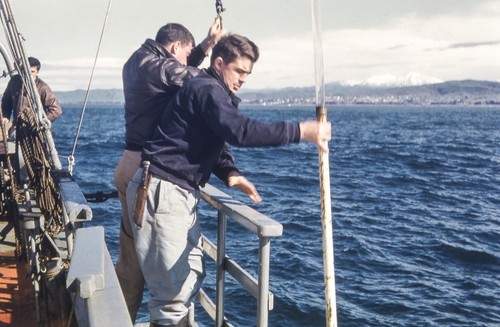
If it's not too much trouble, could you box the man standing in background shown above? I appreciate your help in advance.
[1,56,62,125]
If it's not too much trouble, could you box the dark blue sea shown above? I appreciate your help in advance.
[52,104,499,327]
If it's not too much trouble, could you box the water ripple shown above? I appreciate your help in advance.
[53,105,500,326]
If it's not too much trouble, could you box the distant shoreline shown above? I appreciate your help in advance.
[57,102,500,109]
[53,80,500,107]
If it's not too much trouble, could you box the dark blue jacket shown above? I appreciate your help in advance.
[143,68,301,190]
[122,39,206,151]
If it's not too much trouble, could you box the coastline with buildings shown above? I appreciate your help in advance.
[43,79,500,107]
[239,80,500,106]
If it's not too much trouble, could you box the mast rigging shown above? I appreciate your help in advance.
[0,0,64,235]
[67,0,113,174]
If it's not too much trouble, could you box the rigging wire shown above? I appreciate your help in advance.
[67,0,113,174]
[0,0,62,170]
[0,0,65,234]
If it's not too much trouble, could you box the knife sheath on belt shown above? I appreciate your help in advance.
[132,161,151,228]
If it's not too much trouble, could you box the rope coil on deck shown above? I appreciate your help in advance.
[17,104,64,235]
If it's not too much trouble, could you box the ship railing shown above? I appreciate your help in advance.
[197,183,283,327]
[65,182,282,327]
[59,172,130,326]
[66,226,133,327]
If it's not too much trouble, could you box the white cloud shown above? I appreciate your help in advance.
[235,1,500,90]
[323,2,500,84]
[2,1,498,91]
[39,57,125,91]
[244,35,315,90]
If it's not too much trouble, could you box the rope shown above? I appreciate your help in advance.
[17,101,64,235]
[0,0,64,235]
[68,0,113,174]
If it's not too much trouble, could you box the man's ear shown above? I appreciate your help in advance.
[168,41,181,55]
[213,57,223,73]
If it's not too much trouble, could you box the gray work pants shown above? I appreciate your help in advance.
[126,169,205,325]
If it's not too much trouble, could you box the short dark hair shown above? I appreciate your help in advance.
[155,23,195,47]
[28,57,41,71]
[210,34,259,66]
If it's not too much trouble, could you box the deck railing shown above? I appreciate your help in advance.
[67,226,132,327]
[197,184,283,327]
[66,182,283,327]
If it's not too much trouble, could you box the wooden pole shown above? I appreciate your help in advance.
[311,0,337,326]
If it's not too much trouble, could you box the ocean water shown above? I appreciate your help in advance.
[52,105,499,326]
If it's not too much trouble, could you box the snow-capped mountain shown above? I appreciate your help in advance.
[342,72,443,87]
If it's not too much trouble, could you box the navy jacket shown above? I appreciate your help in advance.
[143,68,301,190]
[122,39,206,151]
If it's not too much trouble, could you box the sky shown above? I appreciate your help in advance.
[0,0,499,91]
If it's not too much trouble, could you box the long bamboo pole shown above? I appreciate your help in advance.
[311,0,337,326]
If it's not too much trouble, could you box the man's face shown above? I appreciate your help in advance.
[30,66,39,79]
[216,56,253,93]
[172,42,193,65]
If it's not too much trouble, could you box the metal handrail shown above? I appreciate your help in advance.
[67,226,132,327]
[64,183,283,327]
[199,183,283,327]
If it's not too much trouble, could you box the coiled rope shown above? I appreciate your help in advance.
[17,103,64,234]
[0,0,64,235]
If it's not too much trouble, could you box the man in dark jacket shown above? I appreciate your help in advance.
[126,34,331,326]
[1,56,62,124]
[114,18,240,323]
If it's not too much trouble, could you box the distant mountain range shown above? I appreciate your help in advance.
[53,80,500,106]
[341,72,444,87]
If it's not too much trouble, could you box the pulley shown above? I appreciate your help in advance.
[215,0,225,25]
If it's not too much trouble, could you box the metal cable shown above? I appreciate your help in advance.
[68,0,113,174]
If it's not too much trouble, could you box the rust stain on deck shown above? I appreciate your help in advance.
[0,250,36,326]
